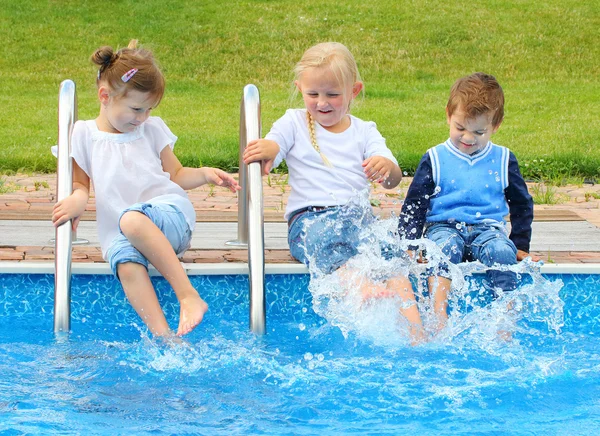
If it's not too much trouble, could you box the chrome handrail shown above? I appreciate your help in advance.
[54,79,76,335]
[228,85,266,334]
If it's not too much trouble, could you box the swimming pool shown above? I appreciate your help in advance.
[1,269,600,434]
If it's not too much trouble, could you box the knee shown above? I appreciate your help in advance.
[119,211,146,238]
[480,238,517,266]
[431,233,464,263]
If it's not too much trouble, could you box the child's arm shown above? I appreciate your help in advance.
[504,152,534,260]
[243,139,280,175]
[362,156,403,189]
[399,154,435,241]
[160,146,240,192]
[52,161,90,230]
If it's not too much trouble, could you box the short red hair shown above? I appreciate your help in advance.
[446,72,504,128]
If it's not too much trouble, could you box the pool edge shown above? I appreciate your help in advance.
[1,261,599,275]
[0,261,309,275]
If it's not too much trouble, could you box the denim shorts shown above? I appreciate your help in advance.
[106,202,192,276]
[288,206,397,275]
[425,221,518,292]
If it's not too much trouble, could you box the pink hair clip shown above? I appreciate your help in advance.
[121,68,138,83]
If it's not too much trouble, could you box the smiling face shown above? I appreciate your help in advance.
[96,88,157,133]
[296,66,362,133]
[447,108,500,155]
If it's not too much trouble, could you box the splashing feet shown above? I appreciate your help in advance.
[177,294,209,336]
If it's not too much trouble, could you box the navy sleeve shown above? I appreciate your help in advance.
[399,153,435,240]
[504,152,534,252]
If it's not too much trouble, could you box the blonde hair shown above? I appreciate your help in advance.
[91,40,165,107]
[295,42,362,167]
[294,42,363,109]
[447,72,504,128]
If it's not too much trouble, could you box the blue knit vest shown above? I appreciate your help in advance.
[427,140,510,224]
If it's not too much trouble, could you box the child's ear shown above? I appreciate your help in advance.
[98,86,110,105]
[294,80,302,93]
[352,81,363,98]
[446,108,451,124]
[492,121,502,134]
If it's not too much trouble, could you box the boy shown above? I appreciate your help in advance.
[399,72,534,330]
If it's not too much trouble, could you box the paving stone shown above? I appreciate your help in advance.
[0,250,24,260]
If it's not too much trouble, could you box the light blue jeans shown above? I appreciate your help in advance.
[106,202,192,276]
[288,206,396,275]
[425,222,518,293]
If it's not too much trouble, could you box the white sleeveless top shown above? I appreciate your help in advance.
[71,116,196,258]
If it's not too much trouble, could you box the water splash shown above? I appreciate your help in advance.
[298,191,565,352]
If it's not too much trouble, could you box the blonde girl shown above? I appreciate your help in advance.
[243,42,424,342]
[52,40,240,338]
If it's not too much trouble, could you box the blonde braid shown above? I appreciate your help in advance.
[306,111,333,168]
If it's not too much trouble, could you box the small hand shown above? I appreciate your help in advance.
[243,139,280,175]
[517,249,539,262]
[362,156,394,184]
[204,168,241,193]
[52,194,86,229]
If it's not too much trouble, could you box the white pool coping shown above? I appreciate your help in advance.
[1,261,600,275]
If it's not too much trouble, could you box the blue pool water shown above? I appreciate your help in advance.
[1,272,600,434]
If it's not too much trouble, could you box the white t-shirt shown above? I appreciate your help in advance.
[266,109,398,220]
[71,116,196,258]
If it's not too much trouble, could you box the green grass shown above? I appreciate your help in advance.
[1,0,598,179]
[530,183,567,205]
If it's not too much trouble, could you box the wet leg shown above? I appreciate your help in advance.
[387,275,425,344]
[428,276,451,332]
[118,262,171,336]
[338,266,425,343]
[120,211,208,336]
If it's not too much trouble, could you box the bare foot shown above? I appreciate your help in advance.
[177,294,209,336]
[408,325,426,346]
[155,331,186,346]
[498,329,513,342]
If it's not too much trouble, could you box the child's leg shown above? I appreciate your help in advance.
[427,276,451,331]
[288,207,362,275]
[424,224,465,331]
[472,229,518,294]
[338,266,424,343]
[117,262,171,336]
[472,228,519,340]
[387,275,425,343]
[120,210,208,336]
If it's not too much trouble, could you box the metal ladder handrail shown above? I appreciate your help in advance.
[227,84,266,334]
[54,79,77,334]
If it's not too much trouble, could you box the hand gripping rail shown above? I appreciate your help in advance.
[54,80,77,335]
[228,85,266,334]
